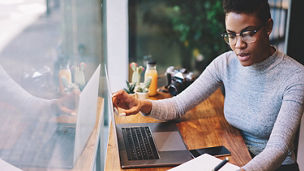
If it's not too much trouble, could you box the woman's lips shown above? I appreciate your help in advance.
[238,53,250,62]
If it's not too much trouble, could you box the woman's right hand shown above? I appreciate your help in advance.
[112,90,142,116]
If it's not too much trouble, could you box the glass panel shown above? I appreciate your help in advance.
[129,0,228,81]
[0,0,105,170]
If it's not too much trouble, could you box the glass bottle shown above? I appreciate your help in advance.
[58,61,72,94]
[145,60,158,96]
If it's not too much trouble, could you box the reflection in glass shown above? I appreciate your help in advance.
[0,0,104,170]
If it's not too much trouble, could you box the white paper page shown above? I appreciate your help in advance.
[168,154,240,171]
[0,159,22,171]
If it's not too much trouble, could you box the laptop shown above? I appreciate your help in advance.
[105,67,193,169]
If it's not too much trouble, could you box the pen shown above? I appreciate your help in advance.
[213,157,229,171]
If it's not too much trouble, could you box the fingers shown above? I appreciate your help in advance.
[120,106,140,116]
[112,90,136,109]
[112,95,119,108]
[112,90,125,98]
[54,98,77,115]
[111,89,142,116]
[119,98,142,116]
[112,90,126,108]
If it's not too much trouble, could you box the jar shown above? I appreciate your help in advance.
[144,60,158,96]
[59,63,72,94]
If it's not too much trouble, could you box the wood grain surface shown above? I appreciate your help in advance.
[105,89,251,171]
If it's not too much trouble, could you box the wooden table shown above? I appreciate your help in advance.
[105,89,251,171]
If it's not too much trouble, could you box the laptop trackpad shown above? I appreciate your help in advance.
[153,132,187,151]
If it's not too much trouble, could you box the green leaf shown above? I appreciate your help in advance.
[125,80,135,94]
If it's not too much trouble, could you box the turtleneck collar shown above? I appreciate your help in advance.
[243,46,283,72]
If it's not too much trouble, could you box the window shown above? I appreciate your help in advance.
[0,0,106,169]
[269,0,289,52]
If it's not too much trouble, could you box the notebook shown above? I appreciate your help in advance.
[105,67,193,169]
[169,153,240,171]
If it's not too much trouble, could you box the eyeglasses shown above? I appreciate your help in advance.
[221,25,264,45]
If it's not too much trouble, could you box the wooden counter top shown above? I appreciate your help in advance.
[105,89,251,170]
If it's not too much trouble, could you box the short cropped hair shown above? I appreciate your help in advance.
[223,0,271,23]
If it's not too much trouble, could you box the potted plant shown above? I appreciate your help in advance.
[135,78,151,99]
[124,81,136,96]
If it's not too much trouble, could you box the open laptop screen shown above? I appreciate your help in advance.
[104,65,121,164]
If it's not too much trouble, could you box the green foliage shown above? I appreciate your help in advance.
[135,77,151,93]
[124,81,136,94]
[141,0,229,71]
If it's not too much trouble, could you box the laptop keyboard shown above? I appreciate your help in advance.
[122,127,159,160]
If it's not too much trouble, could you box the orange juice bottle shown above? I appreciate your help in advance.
[145,60,158,96]
[59,63,72,94]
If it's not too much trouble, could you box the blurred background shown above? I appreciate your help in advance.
[128,0,289,77]
[0,0,104,99]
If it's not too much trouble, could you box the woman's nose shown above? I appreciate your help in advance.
[235,36,246,49]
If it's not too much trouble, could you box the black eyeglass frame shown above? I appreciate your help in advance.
[220,24,265,45]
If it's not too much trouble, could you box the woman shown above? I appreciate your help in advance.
[113,0,304,170]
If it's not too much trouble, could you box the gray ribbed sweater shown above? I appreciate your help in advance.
[149,49,304,171]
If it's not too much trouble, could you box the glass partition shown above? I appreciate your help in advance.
[0,0,105,170]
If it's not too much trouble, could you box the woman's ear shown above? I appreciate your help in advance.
[265,18,273,36]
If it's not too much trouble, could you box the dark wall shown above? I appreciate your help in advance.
[286,0,304,64]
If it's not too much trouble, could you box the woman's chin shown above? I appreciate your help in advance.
[238,55,253,66]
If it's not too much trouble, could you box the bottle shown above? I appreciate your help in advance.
[59,61,72,94]
[145,60,158,96]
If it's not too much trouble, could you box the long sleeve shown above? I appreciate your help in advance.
[243,73,304,171]
[149,56,224,120]
[148,49,304,170]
